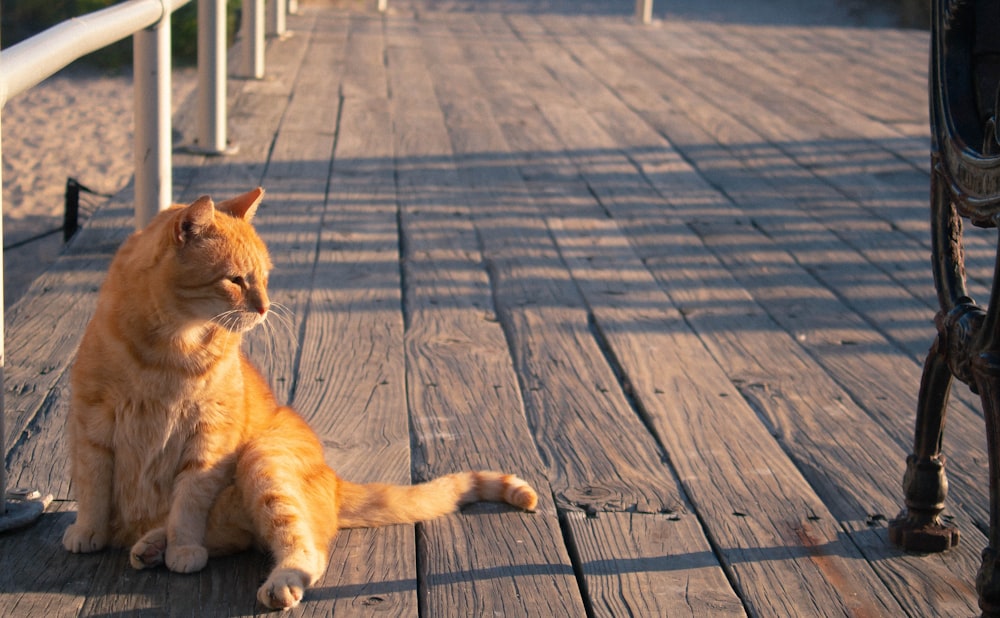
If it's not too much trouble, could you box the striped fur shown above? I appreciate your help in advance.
[62,188,538,610]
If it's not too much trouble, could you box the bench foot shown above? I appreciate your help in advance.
[891,343,961,553]
[889,454,960,553]
[889,503,961,554]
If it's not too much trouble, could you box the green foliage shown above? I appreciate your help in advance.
[1,0,243,68]
[1,0,76,46]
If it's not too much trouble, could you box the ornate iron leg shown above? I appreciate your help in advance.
[889,335,961,552]
[891,2,1000,611]
[890,164,967,553]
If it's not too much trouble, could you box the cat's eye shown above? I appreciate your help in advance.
[229,275,246,287]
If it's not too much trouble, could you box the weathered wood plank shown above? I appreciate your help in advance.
[418,16,752,615]
[387,14,587,616]
[564,511,746,617]
[79,550,268,617]
[555,212,982,616]
[340,13,389,100]
[546,13,991,541]
[278,12,350,136]
[279,14,418,613]
[0,502,98,616]
[292,91,406,475]
[247,123,338,403]
[544,209,905,616]
[527,13,982,614]
[5,379,72,498]
[650,69,994,530]
[425,11,685,516]
[305,526,417,616]
[500,12,920,610]
[705,23,931,169]
[605,17,993,295]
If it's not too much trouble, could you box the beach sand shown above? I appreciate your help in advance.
[0,0,903,309]
[1,65,196,308]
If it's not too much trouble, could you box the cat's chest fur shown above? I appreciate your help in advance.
[108,362,244,536]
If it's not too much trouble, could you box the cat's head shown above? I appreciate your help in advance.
[162,187,273,334]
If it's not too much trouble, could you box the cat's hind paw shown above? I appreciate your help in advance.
[62,522,108,553]
[258,568,308,610]
[130,528,167,570]
[165,544,209,574]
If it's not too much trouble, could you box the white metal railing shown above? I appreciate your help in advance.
[0,0,291,530]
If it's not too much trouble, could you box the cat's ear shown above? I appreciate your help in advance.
[217,187,265,222]
[174,195,216,244]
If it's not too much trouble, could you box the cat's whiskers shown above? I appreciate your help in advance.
[204,301,295,371]
[258,303,292,372]
[267,302,296,342]
[250,315,275,374]
[214,310,259,360]
[209,309,242,333]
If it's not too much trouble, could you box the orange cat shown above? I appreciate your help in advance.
[62,188,537,609]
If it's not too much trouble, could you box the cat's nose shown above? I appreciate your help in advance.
[250,291,269,316]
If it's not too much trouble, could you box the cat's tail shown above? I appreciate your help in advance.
[335,471,538,529]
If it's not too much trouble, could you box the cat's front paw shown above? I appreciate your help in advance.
[257,568,308,610]
[130,528,167,570]
[62,522,108,553]
[165,544,208,573]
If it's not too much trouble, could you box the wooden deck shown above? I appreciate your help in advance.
[1,0,990,615]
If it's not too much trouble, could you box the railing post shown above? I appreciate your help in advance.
[636,0,653,24]
[288,0,298,14]
[242,0,265,79]
[133,10,173,228]
[194,0,235,155]
[377,0,387,12]
[635,0,652,24]
[267,0,287,38]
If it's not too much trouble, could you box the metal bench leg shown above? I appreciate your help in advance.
[889,336,960,553]
[891,164,1000,615]
[890,165,966,553]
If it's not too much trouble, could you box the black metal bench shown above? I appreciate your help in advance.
[888,0,1000,614]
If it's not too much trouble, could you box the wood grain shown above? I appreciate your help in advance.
[564,511,746,617]
[388,15,586,616]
